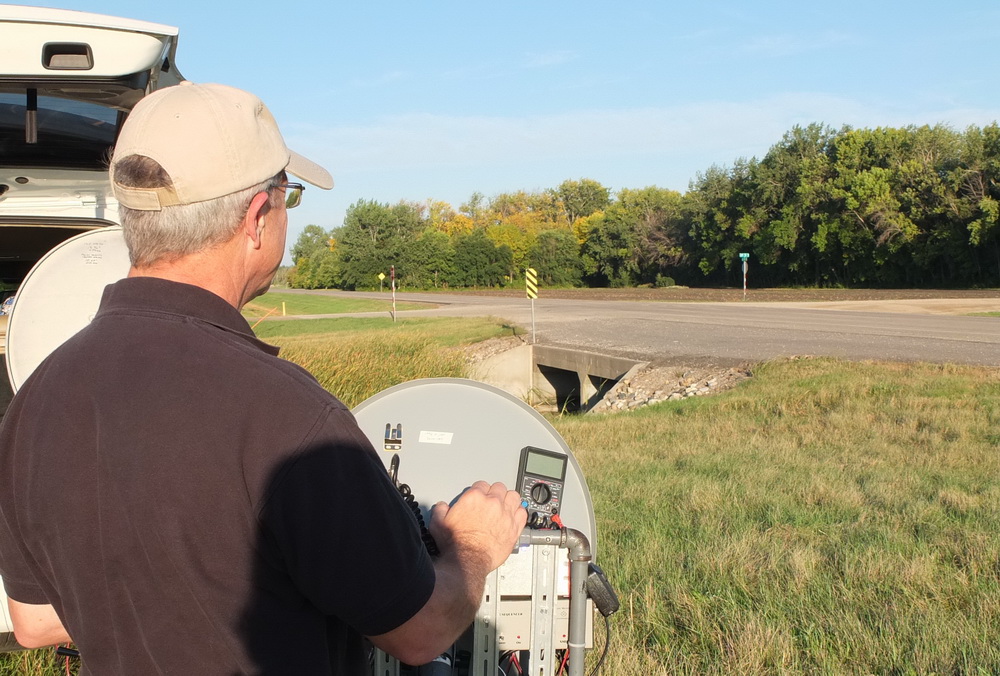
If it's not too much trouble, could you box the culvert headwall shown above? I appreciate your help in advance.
[469,343,644,413]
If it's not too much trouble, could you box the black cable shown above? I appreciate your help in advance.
[587,613,611,676]
[397,482,439,555]
[390,454,439,555]
[388,454,401,486]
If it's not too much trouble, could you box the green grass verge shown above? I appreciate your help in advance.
[241,290,427,318]
[251,315,511,344]
[555,357,1000,674]
[6,350,999,674]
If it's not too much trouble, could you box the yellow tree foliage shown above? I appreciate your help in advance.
[425,199,457,229]
[572,210,604,245]
[485,222,535,273]
[501,210,550,235]
[486,190,570,230]
[439,213,475,237]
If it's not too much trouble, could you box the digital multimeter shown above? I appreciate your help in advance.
[517,446,568,524]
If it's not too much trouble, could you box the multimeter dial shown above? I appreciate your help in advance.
[520,476,563,515]
[530,483,552,504]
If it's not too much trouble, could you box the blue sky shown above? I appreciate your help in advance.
[27,1,1000,263]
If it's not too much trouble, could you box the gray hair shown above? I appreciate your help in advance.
[113,155,284,267]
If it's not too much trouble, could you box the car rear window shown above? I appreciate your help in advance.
[0,92,120,169]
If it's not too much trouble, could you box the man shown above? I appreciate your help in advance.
[0,82,526,674]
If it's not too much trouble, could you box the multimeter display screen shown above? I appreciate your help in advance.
[526,451,566,479]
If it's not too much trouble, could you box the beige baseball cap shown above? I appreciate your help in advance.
[111,81,333,211]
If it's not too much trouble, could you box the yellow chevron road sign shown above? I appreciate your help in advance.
[525,267,538,299]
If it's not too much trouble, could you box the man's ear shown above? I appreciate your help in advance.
[243,191,272,249]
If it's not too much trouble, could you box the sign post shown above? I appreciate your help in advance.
[390,266,396,322]
[739,253,750,300]
[525,267,538,343]
[378,272,386,293]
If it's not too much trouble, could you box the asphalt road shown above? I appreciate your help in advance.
[288,290,1000,368]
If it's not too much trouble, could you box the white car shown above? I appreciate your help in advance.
[0,4,184,648]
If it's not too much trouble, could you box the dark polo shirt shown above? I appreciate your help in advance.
[0,277,434,675]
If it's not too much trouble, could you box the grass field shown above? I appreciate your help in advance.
[241,290,428,319]
[5,319,999,674]
[556,357,1000,674]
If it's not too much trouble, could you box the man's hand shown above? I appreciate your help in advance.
[429,481,527,571]
[369,481,526,665]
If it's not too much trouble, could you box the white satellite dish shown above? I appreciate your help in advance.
[352,378,597,550]
[6,226,130,392]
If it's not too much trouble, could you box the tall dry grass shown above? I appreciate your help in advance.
[0,649,74,676]
[263,316,511,407]
[274,332,466,408]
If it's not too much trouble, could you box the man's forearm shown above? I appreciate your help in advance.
[8,599,72,649]
[425,547,492,637]
[368,549,490,665]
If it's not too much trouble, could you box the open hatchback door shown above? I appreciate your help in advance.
[0,5,184,647]
[0,5,182,287]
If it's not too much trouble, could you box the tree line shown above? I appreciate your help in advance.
[288,122,1000,290]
